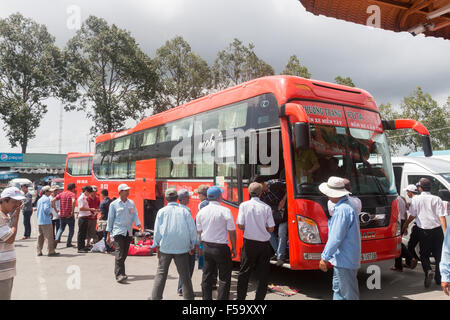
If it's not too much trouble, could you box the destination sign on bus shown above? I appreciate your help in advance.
[301,103,345,126]
[345,107,383,132]
[300,103,383,132]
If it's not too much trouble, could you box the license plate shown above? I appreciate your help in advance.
[361,252,377,262]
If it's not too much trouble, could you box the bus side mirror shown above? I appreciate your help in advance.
[422,135,433,157]
[294,122,310,149]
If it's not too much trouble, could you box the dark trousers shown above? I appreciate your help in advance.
[237,238,271,300]
[395,220,414,270]
[177,253,196,293]
[56,217,75,246]
[152,252,194,300]
[113,234,132,279]
[77,217,89,250]
[23,210,33,237]
[418,226,444,283]
[52,220,60,240]
[202,242,232,300]
[406,225,421,265]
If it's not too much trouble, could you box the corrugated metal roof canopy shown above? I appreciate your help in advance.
[299,0,450,40]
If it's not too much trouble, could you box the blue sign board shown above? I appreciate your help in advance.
[0,153,23,163]
[0,172,19,180]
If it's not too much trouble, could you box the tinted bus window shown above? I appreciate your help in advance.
[142,128,157,146]
[113,136,131,152]
[67,157,92,176]
[93,141,111,179]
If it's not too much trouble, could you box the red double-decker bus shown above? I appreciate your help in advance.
[64,152,94,198]
[86,75,432,270]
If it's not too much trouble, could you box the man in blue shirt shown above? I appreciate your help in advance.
[151,188,198,300]
[319,177,361,300]
[441,223,450,295]
[106,184,142,283]
[176,189,197,296]
[36,186,59,257]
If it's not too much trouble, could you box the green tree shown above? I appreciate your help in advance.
[334,76,355,87]
[0,13,63,153]
[213,38,274,90]
[397,88,449,152]
[379,102,403,154]
[154,36,211,112]
[63,16,158,136]
[379,89,450,154]
[281,55,311,79]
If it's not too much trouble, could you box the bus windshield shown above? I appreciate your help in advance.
[293,124,396,196]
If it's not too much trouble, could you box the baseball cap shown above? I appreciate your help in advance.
[207,186,224,200]
[1,187,26,200]
[118,184,131,192]
[404,184,418,193]
[194,185,209,196]
[165,188,178,198]
[177,189,192,200]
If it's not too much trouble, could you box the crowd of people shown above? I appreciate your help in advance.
[0,174,449,300]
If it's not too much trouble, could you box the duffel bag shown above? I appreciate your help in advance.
[128,244,152,256]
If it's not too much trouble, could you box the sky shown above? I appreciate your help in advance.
[0,0,449,154]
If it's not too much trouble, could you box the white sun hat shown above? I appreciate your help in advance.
[1,187,26,200]
[319,177,352,198]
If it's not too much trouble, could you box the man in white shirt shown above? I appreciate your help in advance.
[236,182,275,300]
[196,186,236,300]
[77,185,95,253]
[403,178,448,288]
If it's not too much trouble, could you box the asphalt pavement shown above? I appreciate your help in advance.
[9,211,449,300]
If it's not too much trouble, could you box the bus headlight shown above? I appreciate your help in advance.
[297,215,321,244]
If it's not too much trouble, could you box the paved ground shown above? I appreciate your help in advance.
[10,212,449,300]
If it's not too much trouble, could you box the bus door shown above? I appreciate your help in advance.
[135,159,159,231]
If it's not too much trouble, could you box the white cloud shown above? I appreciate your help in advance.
[0,0,448,154]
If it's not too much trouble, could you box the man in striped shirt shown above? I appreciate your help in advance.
[53,183,77,247]
[0,187,25,300]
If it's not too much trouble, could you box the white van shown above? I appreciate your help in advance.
[8,178,37,204]
[392,156,450,209]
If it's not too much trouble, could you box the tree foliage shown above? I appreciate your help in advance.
[63,16,158,136]
[212,38,274,90]
[334,76,355,87]
[154,36,211,112]
[380,88,450,154]
[0,13,63,153]
[281,55,311,79]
